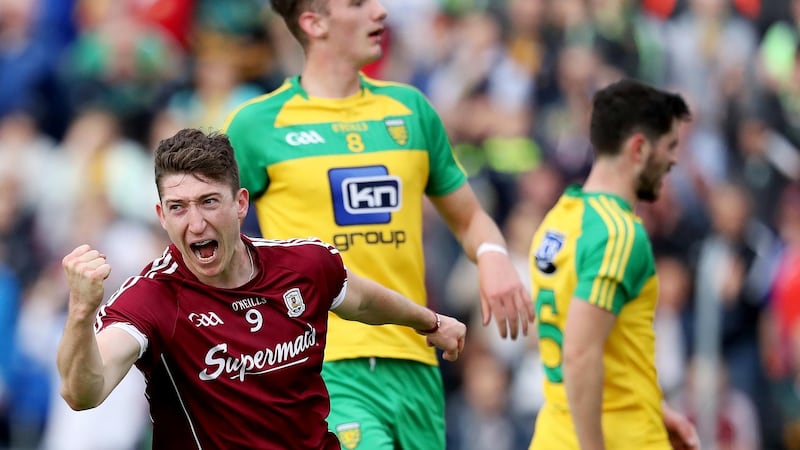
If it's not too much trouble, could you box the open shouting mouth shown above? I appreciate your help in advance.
[190,240,219,262]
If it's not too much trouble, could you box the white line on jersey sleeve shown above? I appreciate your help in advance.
[105,322,149,359]
[330,279,348,310]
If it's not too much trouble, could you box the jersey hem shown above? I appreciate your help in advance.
[323,351,438,366]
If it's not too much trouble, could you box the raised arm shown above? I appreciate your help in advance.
[57,245,140,410]
[429,183,534,339]
[333,270,466,361]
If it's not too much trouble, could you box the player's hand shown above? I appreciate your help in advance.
[62,244,112,318]
[477,251,534,339]
[423,315,466,361]
[663,403,699,450]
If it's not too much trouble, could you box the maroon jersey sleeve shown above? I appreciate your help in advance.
[304,239,347,308]
[95,251,180,367]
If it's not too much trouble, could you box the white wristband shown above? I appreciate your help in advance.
[476,242,508,258]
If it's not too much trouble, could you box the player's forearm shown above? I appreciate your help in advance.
[564,345,606,450]
[56,305,107,410]
[455,210,507,263]
[336,273,436,331]
[430,186,507,263]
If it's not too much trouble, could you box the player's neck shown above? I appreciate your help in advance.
[582,159,637,206]
[300,55,362,99]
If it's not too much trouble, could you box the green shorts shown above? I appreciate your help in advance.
[323,358,445,450]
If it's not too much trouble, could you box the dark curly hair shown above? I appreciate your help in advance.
[590,79,691,157]
[154,128,240,199]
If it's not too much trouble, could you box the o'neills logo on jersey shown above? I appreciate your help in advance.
[285,131,325,146]
[198,325,317,382]
[384,118,408,146]
[332,122,368,133]
[231,296,267,311]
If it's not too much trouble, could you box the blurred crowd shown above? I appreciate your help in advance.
[1,0,799,449]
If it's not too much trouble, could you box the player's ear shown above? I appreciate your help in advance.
[298,10,328,40]
[156,203,168,230]
[625,133,648,165]
[236,188,249,221]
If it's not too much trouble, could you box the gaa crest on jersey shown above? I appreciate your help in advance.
[328,166,402,226]
[335,422,361,449]
[283,288,306,318]
[188,312,224,327]
[534,230,564,275]
[384,118,408,146]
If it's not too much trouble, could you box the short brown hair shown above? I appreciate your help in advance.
[154,128,240,198]
[270,0,328,47]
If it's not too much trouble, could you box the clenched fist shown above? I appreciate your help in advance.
[62,244,112,318]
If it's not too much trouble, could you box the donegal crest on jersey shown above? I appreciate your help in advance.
[533,230,565,274]
[223,74,467,366]
[335,422,361,450]
[384,118,408,146]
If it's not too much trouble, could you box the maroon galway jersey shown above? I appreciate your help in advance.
[96,236,345,450]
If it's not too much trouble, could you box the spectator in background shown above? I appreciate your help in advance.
[447,346,519,450]
[692,180,782,447]
[764,183,800,378]
[134,0,196,51]
[0,116,50,288]
[164,34,264,130]
[731,108,800,227]
[533,42,599,182]
[638,175,709,265]
[425,9,532,122]
[0,110,55,212]
[0,262,20,448]
[193,0,286,92]
[60,0,183,143]
[757,0,800,149]
[654,254,691,402]
[767,184,800,450]
[35,108,157,256]
[665,0,758,129]
[770,324,800,450]
[0,0,68,137]
[502,0,556,104]
[671,356,762,450]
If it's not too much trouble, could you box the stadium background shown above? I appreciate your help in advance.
[1,0,799,448]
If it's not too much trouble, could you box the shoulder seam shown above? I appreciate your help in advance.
[222,82,293,130]
[250,237,339,254]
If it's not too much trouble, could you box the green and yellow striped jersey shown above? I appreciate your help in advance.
[528,184,669,449]
[223,74,466,365]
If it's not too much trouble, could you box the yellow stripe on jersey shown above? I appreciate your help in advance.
[602,197,636,309]
[586,197,637,310]
[587,198,621,309]
[597,197,633,309]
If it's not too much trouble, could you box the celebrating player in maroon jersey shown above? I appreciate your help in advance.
[56,128,466,450]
